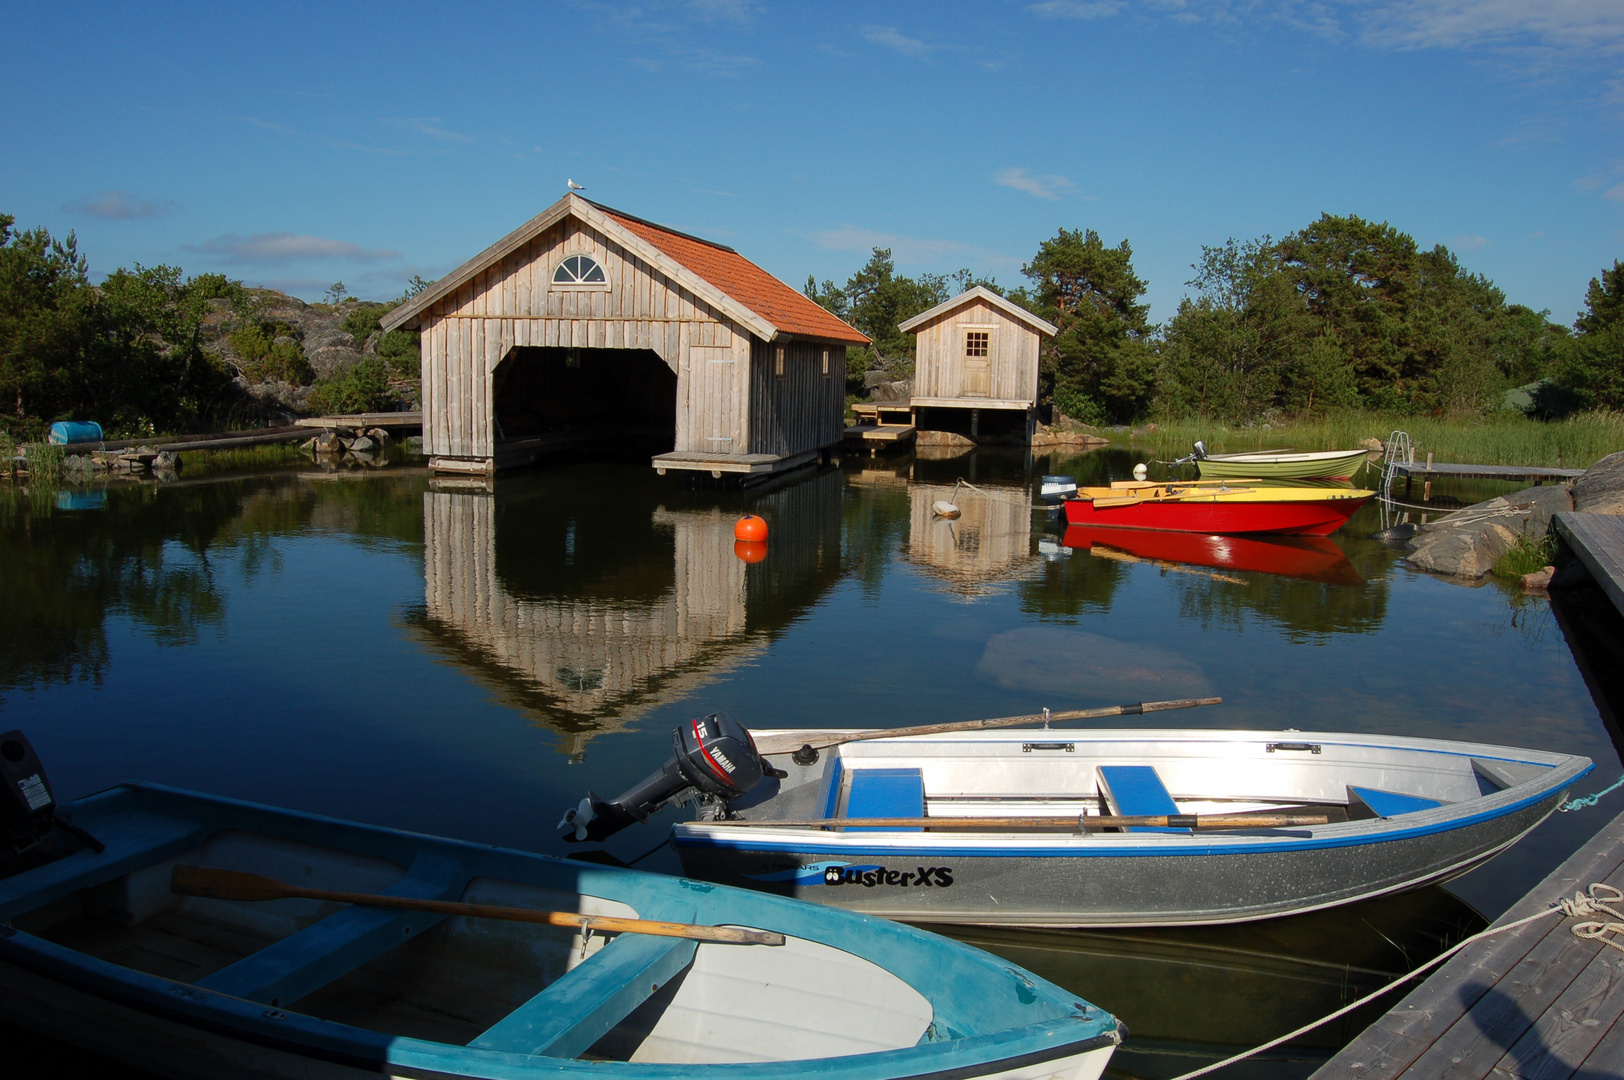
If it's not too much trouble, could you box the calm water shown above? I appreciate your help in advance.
[3,447,1621,1078]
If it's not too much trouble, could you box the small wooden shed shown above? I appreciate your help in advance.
[381,194,868,478]
[897,285,1057,443]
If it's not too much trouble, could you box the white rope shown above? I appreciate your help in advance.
[1164,883,1624,1080]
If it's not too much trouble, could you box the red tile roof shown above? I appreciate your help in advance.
[599,206,868,345]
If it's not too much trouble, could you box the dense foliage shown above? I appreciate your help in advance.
[0,215,255,437]
[811,213,1612,426]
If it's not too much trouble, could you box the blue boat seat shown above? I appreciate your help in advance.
[196,852,465,1006]
[1350,786,1442,818]
[844,768,925,832]
[1097,765,1185,833]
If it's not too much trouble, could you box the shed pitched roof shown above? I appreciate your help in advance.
[381,194,867,345]
[896,285,1058,338]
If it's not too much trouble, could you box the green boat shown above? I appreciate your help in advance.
[1187,444,1372,482]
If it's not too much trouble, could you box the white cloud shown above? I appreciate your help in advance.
[62,190,179,219]
[387,117,475,143]
[1353,0,1624,54]
[189,233,400,264]
[806,225,1018,267]
[1026,1,1126,20]
[861,25,936,57]
[687,0,753,23]
[995,168,1077,200]
[1605,183,1624,203]
[1453,234,1489,250]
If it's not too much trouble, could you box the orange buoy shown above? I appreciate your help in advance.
[734,539,768,564]
[734,515,768,542]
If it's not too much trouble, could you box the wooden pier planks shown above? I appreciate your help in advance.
[1391,462,1586,484]
[1556,512,1624,623]
[1309,807,1624,1079]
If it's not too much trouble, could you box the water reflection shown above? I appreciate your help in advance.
[1062,527,1365,587]
[905,481,1039,600]
[937,887,1485,1080]
[405,468,845,755]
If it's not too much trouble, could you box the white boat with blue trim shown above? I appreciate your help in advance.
[0,730,1124,1080]
[655,723,1591,928]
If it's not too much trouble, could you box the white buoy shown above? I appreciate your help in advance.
[1133,463,1149,480]
[933,500,961,519]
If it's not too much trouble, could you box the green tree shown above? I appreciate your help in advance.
[0,215,94,429]
[805,248,956,394]
[1023,228,1155,423]
[1550,259,1624,412]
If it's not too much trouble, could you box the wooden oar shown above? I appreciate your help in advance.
[170,866,784,946]
[751,697,1222,756]
[704,814,1329,830]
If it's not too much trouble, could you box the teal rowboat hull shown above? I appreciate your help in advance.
[1195,448,1371,481]
[0,783,1121,1080]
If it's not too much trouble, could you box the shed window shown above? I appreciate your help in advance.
[965,331,990,357]
[775,346,786,378]
[553,255,607,285]
[822,349,830,377]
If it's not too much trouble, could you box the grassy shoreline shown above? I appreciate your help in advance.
[1127,411,1623,469]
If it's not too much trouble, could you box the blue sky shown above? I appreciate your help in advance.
[5,1,1622,325]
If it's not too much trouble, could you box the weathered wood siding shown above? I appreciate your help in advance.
[418,217,750,460]
[912,298,1041,405]
[748,339,846,457]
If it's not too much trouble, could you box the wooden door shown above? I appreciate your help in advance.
[963,328,991,396]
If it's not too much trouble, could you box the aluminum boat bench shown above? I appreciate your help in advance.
[1348,787,1442,818]
[842,769,925,832]
[1096,765,1187,833]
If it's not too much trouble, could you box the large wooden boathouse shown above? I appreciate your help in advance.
[382,194,868,478]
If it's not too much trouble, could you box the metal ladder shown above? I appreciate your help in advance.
[1378,431,1414,531]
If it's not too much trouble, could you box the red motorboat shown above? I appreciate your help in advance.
[1061,480,1374,536]
[1061,525,1366,586]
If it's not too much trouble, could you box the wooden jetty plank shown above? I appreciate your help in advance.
[1309,808,1624,1079]
[1391,462,1586,483]
[1493,942,1624,1079]
[1576,1003,1624,1076]
[1555,512,1624,623]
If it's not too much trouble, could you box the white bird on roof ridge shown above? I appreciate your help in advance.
[567,179,586,191]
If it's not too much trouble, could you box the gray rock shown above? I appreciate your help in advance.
[308,345,366,380]
[1574,449,1624,514]
[153,450,181,472]
[365,427,391,444]
[1405,485,1572,578]
[403,436,424,454]
[61,454,95,479]
[314,431,345,456]
[349,436,376,453]
[1521,566,1556,591]
[868,379,914,403]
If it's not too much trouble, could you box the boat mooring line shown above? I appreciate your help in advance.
[1560,773,1624,812]
[625,837,672,866]
[1165,882,1624,1080]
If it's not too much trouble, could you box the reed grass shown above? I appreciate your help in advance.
[21,443,65,483]
[1130,411,1624,470]
[1493,533,1558,579]
[179,442,312,476]
[0,432,15,479]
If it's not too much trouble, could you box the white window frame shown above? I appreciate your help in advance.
[551,253,611,290]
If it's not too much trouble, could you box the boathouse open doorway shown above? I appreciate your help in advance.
[491,346,677,467]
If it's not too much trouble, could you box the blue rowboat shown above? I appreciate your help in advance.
[0,777,1122,1079]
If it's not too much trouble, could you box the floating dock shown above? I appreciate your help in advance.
[1310,806,1624,1079]
[844,402,916,453]
[1390,462,1586,485]
[1556,511,1624,621]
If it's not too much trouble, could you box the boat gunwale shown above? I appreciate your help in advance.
[0,782,1122,1078]
[674,730,1591,858]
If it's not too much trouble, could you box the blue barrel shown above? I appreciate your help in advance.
[47,421,103,445]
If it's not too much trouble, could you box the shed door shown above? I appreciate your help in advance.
[962,327,992,397]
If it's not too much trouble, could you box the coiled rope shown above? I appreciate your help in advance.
[1165,883,1624,1080]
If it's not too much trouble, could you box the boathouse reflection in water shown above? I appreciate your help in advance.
[407,469,845,756]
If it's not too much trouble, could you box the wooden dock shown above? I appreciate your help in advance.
[1391,462,1586,484]
[1556,512,1624,621]
[1309,807,1624,1079]
[845,402,916,453]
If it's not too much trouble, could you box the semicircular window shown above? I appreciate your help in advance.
[553,254,607,285]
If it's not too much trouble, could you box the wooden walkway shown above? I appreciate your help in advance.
[1556,512,1624,622]
[1309,807,1624,1079]
[1391,462,1586,484]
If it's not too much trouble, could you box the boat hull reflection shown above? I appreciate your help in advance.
[1062,526,1365,586]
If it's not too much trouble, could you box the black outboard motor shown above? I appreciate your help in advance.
[0,730,103,869]
[559,712,779,843]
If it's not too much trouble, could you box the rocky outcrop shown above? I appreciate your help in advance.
[201,290,382,414]
[1032,419,1109,449]
[1405,484,1572,578]
[1574,450,1624,514]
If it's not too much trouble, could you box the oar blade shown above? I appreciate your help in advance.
[172,865,296,902]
